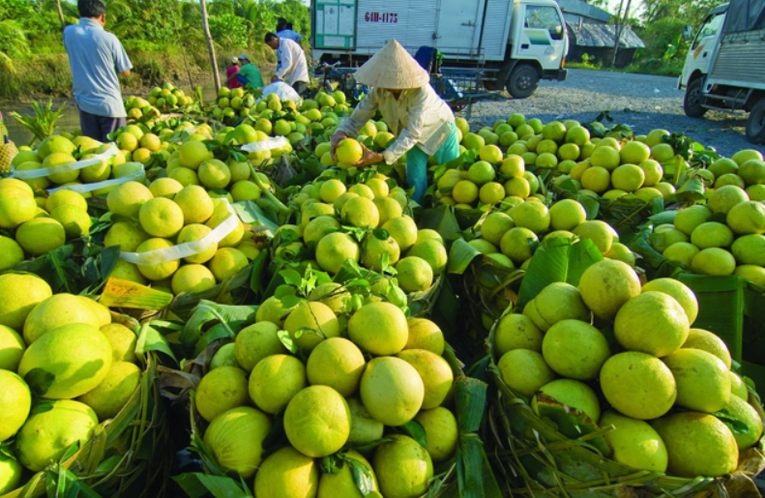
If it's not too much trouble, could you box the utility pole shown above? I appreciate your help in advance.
[200,0,221,91]
[612,0,632,67]
[55,0,66,32]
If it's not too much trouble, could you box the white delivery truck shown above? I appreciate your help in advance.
[310,0,569,98]
[679,0,765,143]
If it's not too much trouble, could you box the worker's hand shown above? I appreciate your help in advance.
[330,131,348,161]
[351,143,384,167]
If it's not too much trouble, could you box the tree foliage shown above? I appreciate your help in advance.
[0,0,310,61]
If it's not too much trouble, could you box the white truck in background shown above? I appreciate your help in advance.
[310,0,569,98]
[679,0,765,144]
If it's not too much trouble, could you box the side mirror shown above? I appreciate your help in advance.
[682,25,693,39]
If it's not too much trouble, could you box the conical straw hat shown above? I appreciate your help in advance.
[354,39,430,89]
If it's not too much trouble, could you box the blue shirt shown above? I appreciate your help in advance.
[276,29,302,43]
[64,18,132,118]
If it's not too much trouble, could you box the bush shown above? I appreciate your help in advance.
[132,57,166,86]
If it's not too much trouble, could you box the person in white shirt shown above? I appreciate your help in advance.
[265,32,309,96]
[331,39,458,201]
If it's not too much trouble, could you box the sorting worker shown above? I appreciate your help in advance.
[226,56,242,89]
[225,54,263,90]
[64,0,132,142]
[275,17,302,43]
[330,39,458,201]
[265,32,309,96]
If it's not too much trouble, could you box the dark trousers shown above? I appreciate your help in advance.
[79,109,126,143]
[292,81,308,96]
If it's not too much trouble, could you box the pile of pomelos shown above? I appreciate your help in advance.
[194,291,459,498]
[0,273,142,493]
[494,259,762,477]
[103,180,256,295]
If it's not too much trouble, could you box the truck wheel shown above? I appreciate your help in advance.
[506,65,539,99]
[684,78,707,118]
[746,98,765,144]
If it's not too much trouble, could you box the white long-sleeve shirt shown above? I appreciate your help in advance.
[337,85,455,164]
[275,37,309,85]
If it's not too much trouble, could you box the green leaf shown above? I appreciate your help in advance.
[342,455,378,497]
[194,324,235,357]
[386,285,408,309]
[277,329,298,354]
[136,324,178,363]
[418,206,461,242]
[320,454,343,475]
[402,420,428,448]
[713,408,751,435]
[180,301,258,346]
[233,201,281,235]
[447,238,483,275]
[24,368,55,397]
[372,228,390,240]
[173,473,251,498]
[280,269,303,287]
[516,238,602,309]
[45,463,102,498]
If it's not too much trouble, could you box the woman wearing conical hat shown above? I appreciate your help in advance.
[331,39,459,201]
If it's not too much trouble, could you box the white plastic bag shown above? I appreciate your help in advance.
[119,200,239,265]
[12,144,120,181]
[260,81,301,103]
[48,165,145,194]
[241,136,290,153]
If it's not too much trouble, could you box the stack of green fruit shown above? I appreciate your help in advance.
[0,274,146,493]
[0,183,93,267]
[493,259,763,482]
[193,285,460,498]
[469,197,635,271]
[274,170,447,295]
[124,95,161,123]
[696,149,765,200]
[646,180,764,285]
[10,134,132,195]
[146,83,193,114]
[102,181,258,296]
[209,86,257,123]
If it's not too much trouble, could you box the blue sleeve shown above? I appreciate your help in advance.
[112,36,132,73]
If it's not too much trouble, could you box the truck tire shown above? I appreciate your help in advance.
[746,98,765,144]
[684,77,707,118]
[506,65,539,99]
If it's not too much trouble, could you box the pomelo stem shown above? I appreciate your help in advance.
[248,162,290,214]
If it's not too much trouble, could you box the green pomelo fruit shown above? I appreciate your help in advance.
[16,400,97,472]
[284,385,351,458]
[522,282,590,332]
[662,348,731,413]
[600,352,676,420]
[18,323,112,399]
[203,406,271,478]
[542,319,610,380]
[360,357,424,426]
[578,259,641,319]
[373,435,433,498]
[651,412,738,477]
[614,291,689,357]
[600,411,668,472]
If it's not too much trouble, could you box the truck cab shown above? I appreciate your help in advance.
[678,3,728,101]
[679,0,765,143]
